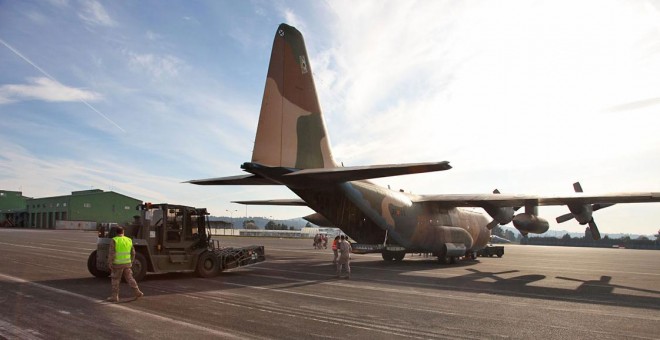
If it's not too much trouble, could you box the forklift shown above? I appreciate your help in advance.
[87,203,265,281]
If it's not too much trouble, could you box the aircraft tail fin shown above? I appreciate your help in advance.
[251,23,337,170]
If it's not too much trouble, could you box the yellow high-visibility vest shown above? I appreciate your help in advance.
[113,236,132,265]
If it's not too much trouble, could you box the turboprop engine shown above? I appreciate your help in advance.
[512,213,549,235]
[483,189,518,230]
[555,182,614,240]
[484,206,515,226]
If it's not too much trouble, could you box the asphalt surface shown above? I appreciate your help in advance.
[1,229,659,339]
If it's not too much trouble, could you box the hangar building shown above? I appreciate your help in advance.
[0,190,29,227]
[2,189,142,229]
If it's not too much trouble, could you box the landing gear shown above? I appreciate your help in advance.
[438,255,458,264]
[382,250,406,262]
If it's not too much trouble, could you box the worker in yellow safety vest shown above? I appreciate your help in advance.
[107,226,143,302]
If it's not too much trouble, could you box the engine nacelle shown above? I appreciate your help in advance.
[512,213,549,235]
[568,204,593,225]
[484,206,515,225]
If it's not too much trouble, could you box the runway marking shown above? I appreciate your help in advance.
[142,281,467,340]
[0,242,94,255]
[0,273,247,339]
[208,274,658,339]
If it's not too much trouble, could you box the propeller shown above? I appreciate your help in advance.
[485,189,521,230]
[555,182,615,241]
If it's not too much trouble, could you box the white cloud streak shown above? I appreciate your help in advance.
[0,77,101,103]
[127,52,184,78]
[77,0,115,27]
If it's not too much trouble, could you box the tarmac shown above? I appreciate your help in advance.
[0,228,659,339]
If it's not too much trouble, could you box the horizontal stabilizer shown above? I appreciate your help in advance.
[186,174,280,186]
[232,198,308,206]
[303,213,334,227]
[285,161,452,182]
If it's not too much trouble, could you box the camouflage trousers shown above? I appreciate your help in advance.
[336,257,350,276]
[110,264,139,294]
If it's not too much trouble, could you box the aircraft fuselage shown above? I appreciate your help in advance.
[293,180,491,254]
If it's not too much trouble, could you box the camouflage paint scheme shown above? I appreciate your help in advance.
[243,23,483,256]
[190,24,660,261]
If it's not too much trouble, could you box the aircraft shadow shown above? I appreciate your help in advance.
[347,258,660,311]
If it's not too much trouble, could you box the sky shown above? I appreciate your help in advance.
[1,0,660,236]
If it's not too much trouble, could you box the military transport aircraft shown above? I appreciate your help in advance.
[188,24,660,263]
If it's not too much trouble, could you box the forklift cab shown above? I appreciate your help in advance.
[141,204,210,252]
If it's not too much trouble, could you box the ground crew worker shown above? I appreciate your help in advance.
[331,235,340,264]
[336,235,352,279]
[107,226,144,302]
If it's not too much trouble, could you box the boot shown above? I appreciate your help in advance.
[134,288,144,299]
[106,293,119,302]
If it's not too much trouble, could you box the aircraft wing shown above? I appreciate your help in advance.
[285,161,451,182]
[232,198,308,206]
[412,192,660,207]
[186,174,280,185]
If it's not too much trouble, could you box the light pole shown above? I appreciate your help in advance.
[226,209,237,229]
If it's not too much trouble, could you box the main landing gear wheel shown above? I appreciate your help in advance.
[392,251,405,261]
[382,250,406,262]
[439,256,458,264]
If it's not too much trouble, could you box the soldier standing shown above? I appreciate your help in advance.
[336,235,352,279]
[107,226,144,302]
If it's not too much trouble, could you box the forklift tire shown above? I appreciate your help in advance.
[196,251,220,278]
[131,253,148,282]
[87,250,110,278]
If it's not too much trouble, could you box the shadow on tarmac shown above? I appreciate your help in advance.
[13,251,660,311]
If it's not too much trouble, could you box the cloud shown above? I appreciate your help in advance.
[0,77,102,104]
[606,97,660,113]
[127,52,184,78]
[77,0,115,27]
